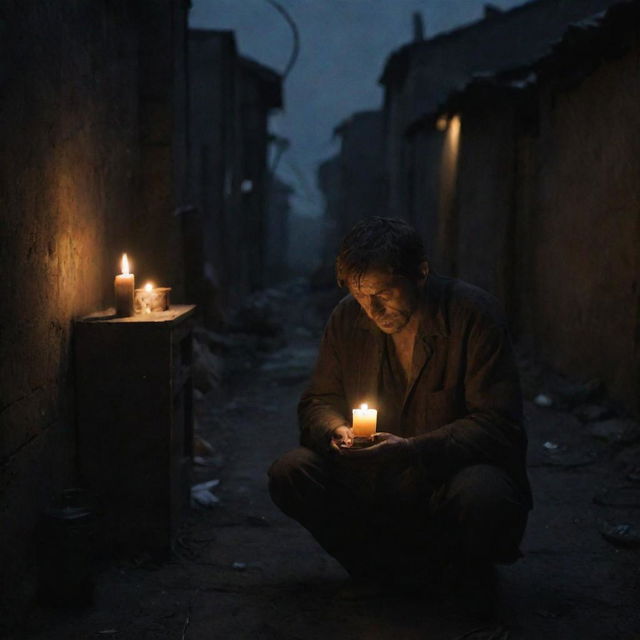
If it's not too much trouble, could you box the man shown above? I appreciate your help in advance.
[268,217,531,598]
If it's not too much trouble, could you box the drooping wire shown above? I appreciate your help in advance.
[264,0,300,79]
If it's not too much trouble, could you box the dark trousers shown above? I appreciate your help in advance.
[268,447,528,579]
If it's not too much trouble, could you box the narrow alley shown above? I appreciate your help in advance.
[3,2,640,639]
[17,281,640,640]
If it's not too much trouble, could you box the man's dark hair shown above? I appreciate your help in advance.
[335,217,427,288]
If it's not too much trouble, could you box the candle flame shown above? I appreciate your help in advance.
[144,282,153,292]
[121,253,130,275]
[360,403,368,411]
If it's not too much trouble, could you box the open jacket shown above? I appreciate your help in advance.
[298,273,532,506]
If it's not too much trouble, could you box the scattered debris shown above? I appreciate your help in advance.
[593,485,640,508]
[194,435,215,457]
[246,515,270,527]
[232,561,247,571]
[599,521,640,548]
[194,456,218,467]
[530,447,598,469]
[628,467,640,483]
[553,378,602,409]
[589,419,640,445]
[534,394,553,408]
[231,288,286,337]
[192,339,224,394]
[573,403,613,423]
[535,609,561,619]
[193,326,236,355]
[190,479,221,509]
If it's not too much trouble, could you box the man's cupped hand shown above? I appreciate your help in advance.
[332,430,416,466]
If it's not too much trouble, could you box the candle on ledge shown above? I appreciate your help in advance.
[114,253,135,317]
[352,403,377,437]
[134,281,172,313]
[141,282,154,314]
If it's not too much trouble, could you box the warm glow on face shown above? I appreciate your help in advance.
[144,282,153,292]
[360,403,368,411]
[121,253,130,275]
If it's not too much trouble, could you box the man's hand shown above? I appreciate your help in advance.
[337,432,417,467]
[329,425,354,452]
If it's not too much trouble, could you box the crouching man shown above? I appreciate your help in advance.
[268,218,531,602]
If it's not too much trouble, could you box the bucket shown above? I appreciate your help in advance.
[37,488,97,607]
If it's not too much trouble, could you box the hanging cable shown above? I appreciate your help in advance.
[264,0,300,78]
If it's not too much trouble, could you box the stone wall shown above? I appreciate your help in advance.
[0,1,188,624]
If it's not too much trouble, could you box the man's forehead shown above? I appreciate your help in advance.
[347,270,398,293]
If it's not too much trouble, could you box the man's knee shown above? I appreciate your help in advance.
[444,464,523,517]
[267,447,328,513]
[268,447,323,482]
[438,464,528,561]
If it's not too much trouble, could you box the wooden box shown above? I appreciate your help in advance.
[74,305,196,557]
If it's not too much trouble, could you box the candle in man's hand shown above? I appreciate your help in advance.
[352,403,377,437]
[114,253,135,317]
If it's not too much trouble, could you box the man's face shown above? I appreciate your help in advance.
[347,270,422,334]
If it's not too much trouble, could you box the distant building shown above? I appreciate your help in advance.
[265,175,294,283]
[188,30,282,323]
[318,110,386,262]
[239,56,284,290]
[379,0,623,266]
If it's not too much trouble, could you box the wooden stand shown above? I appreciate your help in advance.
[74,305,196,557]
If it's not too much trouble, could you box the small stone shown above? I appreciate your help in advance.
[599,520,640,548]
[573,404,613,423]
[590,419,640,444]
[534,394,553,408]
[193,435,215,457]
[593,485,640,508]
[232,561,247,571]
[543,441,559,451]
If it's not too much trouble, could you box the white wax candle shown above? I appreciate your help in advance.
[352,403,377,437]
[114,253,135,317]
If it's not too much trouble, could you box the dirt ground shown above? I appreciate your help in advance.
[14,282,640,640]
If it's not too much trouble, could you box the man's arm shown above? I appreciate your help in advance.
[298,309,351,452]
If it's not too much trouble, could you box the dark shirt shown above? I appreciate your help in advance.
[377,335,406,436]
[298,273,532,506]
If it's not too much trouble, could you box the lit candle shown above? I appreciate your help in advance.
[114,253,135,317]
[142,282,153,314]
[352,403,377,437]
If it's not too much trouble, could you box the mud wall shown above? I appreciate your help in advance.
[0,1,188,623]
[530,42,640,411]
